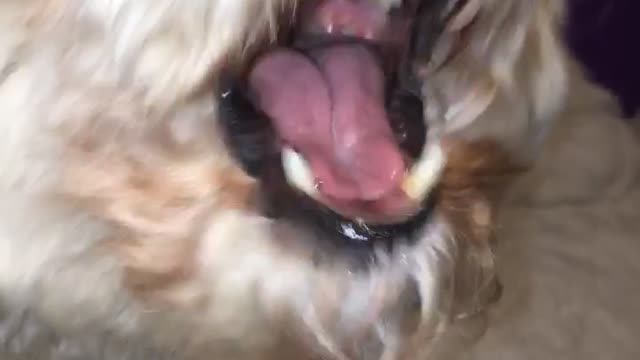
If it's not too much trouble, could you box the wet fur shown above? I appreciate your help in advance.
[2,0,633,359]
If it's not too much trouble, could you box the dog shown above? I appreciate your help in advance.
[2,1,638,359]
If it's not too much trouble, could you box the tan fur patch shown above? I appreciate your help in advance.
[436,138,522,245]
[434,138,521,320]
[61,123,258,305]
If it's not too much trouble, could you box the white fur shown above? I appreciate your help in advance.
[1,1,638,360]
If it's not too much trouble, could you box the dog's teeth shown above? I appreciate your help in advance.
[282,147,318,197]
[402,144,446,201]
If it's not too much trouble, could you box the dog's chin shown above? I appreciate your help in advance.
[200,188,501,360]
[203,207,458,359]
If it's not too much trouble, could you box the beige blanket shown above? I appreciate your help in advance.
[461,74,640,359]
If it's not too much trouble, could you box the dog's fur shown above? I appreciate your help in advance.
[1,1,638,359]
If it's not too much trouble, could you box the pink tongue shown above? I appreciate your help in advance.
[248,45,405,201]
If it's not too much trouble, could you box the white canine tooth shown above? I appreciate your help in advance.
[402,144,446,201]
[281,147,318,197]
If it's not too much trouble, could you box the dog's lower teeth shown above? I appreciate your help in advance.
[282,144,445,203]
[282,147,319,197]
[402,144,446,201]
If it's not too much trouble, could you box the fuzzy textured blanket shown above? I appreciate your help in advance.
[456,70,640,360]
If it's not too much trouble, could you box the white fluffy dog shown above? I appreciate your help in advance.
[1,1,639,360]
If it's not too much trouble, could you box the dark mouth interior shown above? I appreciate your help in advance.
[217,0,460,251]
[218,79,431,253]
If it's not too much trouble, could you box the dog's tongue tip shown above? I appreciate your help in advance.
[327,137,406,200]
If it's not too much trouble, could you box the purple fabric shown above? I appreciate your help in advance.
[565,0,640,117]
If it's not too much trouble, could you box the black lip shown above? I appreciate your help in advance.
[261,168,437,255]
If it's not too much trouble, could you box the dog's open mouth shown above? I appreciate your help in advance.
[219,0,475,249]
